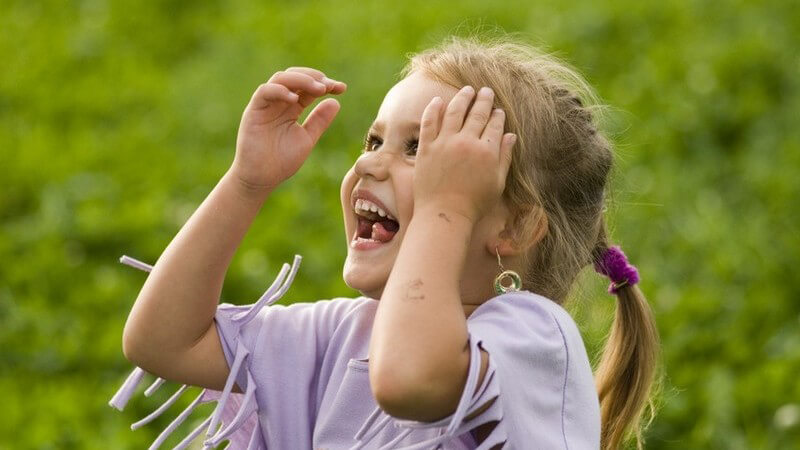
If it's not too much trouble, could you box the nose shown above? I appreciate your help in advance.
[353,150,391,180]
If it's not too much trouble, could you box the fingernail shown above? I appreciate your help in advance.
[480,86,493,96]
[509,133,517,145]
[462,85,474,94]
[287,92,300,102]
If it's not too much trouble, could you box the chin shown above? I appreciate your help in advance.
[343,260,387,300]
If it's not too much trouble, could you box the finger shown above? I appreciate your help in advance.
[302,98,341,145]
[481,108,506,145]
[463,87,495,135]
[269,71,327,94]
[286,66,327,79]
[250,82,300,109]
[286,67,347,95]
[419,97,443,148]
[499,132,517,172]
[440,85,475,134]
[268,71,328,105]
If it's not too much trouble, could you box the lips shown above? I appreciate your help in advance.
[351,189,397,220]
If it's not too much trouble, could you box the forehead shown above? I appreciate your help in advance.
[371,71,459,132]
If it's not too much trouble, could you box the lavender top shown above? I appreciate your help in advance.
[109,255,601,449]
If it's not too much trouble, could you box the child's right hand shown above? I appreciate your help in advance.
[231,67,346,195]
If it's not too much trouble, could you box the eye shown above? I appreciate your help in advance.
[362,133,418,156]
[364,133,382,152]
[405,138,419,156]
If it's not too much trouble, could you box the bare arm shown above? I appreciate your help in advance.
[369,86,515,421]
[369,205,482,420]
[122,67,346,391]
[122,171,270,389]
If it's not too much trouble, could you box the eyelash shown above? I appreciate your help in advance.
[363,133,418,156]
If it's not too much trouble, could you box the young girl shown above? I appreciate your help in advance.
[110,36,659,450]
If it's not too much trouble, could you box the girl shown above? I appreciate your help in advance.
[110,36,659,449]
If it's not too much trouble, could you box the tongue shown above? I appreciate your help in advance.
[371,220,398,242]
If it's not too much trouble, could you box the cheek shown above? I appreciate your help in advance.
[340,168,357,208]
[341,167,361,238]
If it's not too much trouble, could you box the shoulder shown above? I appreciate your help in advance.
[303,295,378,323]
[466,290,588,370]
[288,296,377,328]
[222,295,375,325]
[467,291,600,447]
[468,290,579,339]
[267,296,379,344]
[215,296,376,357]
[283,295,375,317]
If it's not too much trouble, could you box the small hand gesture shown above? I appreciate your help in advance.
[232,67,346,194]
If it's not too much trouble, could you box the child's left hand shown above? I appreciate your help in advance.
[413,86,517,224]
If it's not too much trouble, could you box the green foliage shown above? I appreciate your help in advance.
[1,0,797,448]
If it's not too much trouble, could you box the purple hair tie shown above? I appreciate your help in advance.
[594,245,640,294]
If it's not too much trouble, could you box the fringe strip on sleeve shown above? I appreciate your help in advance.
[109,254,302,449]
[349,337,507,450]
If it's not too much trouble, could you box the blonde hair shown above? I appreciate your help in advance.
[403,35,660,449]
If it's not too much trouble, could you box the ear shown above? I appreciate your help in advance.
[485,204,549,258]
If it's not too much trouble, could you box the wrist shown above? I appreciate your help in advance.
[222,168,274,204]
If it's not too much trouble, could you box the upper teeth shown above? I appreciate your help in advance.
[355,198,394,220]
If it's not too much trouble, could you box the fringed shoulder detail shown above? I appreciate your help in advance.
[109,254,302,449]
[349,335,507,449]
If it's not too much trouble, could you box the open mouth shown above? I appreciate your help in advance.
[351,198,400,248]
[355,214,400,243]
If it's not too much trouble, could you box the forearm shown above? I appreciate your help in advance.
[369,205,473,399]
[123,169,271,359]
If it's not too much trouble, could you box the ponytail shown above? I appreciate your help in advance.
[593,241,661,449]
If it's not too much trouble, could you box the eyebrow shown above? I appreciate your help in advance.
[369,120,421,134]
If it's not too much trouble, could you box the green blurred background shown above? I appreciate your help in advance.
[1,0,798,448]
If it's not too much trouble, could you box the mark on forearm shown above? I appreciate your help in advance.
[438,212,451,223]
[404,278,425,302]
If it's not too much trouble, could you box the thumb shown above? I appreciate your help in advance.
[302,98,341,145]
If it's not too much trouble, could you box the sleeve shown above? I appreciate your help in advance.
[213,278,368,448]
[213,289,360,400]
[348,322,507,450]
[440,292,591,450]
[108,254,329,450]
[349,292,575,450]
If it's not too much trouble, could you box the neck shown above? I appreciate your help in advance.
[459,271,499,319]
[460,254,525,319]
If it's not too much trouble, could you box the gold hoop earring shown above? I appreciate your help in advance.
[494,246,522,295]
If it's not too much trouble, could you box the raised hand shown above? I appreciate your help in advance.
[232,67,347,195]
[414,85,516,223]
